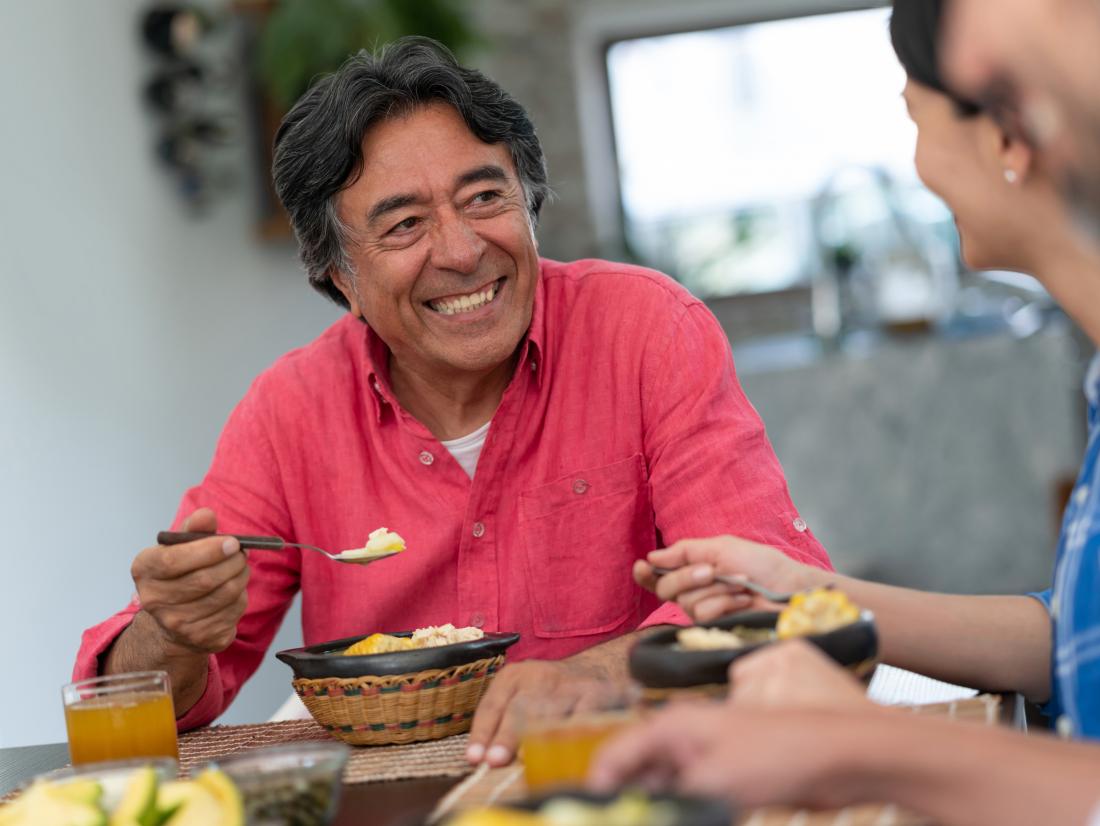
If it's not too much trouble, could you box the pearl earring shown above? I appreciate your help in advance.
[1004,169,1018,184]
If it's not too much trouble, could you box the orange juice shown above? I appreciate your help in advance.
[64,690,179,765]
[520,714,631,792]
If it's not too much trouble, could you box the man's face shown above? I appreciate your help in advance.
[334,103,540,379]
[943,0,1100,231]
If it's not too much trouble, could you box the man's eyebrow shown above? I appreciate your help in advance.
[367,193,421,226]
[456,164,509,189]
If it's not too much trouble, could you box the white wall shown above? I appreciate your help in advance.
[0,2,338,747]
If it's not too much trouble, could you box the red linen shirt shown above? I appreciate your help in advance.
[75,258,831,729]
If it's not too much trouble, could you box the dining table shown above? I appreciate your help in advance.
[0,685,1028,826]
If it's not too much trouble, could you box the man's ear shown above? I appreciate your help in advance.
[332,270,363,317]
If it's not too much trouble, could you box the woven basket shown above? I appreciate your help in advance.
[293,654,504,746]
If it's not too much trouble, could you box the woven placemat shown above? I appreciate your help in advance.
[428,695,1001,825]
[178,720,474,785]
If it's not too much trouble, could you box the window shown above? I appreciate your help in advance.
[606,6,958,315]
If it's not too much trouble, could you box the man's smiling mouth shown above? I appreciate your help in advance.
[426,277,505,316]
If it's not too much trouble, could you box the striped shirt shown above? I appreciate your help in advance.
[1033,353,1100,739]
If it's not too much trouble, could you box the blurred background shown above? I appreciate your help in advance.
[0,0,1089,747]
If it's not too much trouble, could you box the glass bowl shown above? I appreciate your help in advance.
[208,742,349,826]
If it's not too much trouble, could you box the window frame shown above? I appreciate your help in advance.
[571,0,891,286]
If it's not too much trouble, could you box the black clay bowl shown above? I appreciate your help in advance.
[441,790,733,826]
[276,631,521,679]
[629,610,877,689]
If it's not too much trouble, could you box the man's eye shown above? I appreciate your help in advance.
[389,216,420,234]
[471,190,502,205]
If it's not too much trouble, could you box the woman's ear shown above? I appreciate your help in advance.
[998,130,1035,186]
[332,270,363,317]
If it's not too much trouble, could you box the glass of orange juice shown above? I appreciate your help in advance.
[62,671,179,765]
[516,685,639,793]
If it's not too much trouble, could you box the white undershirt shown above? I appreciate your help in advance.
[440,420,492,479]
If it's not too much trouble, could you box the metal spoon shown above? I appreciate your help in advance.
[650,566,803,603]
[156,531,400,566]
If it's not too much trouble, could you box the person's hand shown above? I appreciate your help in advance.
[130,508,250,657]
[633,535,823,622]
[465,659,621,767]
[729,639,871,710]
[588,702,872,811]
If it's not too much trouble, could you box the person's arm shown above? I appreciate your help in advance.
[643,536,1053,701]
[74,375,301,729]
[815,573,1052,700]
[590,702,1100,825]
[837,711,1100,826]
[640,300,832,570]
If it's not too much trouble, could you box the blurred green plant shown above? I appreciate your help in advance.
[257,0,481,109]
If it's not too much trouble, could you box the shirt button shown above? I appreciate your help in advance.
[1074,485,1089,505]
[373,380,383,393]
[793,518,808,533]
[1056,715,1074,738]
[470,612,485,628]
[472,521,485,538]
[573,479,589,495]
[1051,594,1060,619]
[418,450,434,466]
[531,361,537,372]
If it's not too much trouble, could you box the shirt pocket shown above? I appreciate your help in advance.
[519,453,652,638]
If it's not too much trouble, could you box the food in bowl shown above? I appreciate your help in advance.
[334,526,406,561]
[676,625,773,650]
[776,587,860,638]
[343,623,484,656]
[673,588,860,651]
[448,792,681,826]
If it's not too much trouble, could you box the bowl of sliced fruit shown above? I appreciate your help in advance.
[277,624,520,746]
[2,761,243,826]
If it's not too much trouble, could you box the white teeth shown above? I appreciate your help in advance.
[429,282,498,315]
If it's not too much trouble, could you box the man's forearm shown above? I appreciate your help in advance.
[102,610,211,718]
[843,712,1100,826]
[564,627,665,682]
[803,569,1052,699]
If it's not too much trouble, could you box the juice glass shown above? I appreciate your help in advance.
[62,671,179,765]
[521,711,633,792]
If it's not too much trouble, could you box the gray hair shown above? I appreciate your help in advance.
[272,36,550,307]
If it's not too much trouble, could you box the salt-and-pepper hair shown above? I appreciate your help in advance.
[273,36,550,307]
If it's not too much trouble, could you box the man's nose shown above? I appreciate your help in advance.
[429,214,486,273]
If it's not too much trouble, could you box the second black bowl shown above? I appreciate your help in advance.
[629,610,877,689]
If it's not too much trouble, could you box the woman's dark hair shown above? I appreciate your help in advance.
[272,37,550,307]
[890,0,982,117]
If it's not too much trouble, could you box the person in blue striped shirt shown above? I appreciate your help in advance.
[590,1,1100,823]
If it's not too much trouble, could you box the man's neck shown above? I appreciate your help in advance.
[389,351,519,441]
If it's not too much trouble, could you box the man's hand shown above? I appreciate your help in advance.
[465,659,621,766]
[466,631,642,767]
[633,536,823,622]
[130,508,250,656]
[729,639,870,710]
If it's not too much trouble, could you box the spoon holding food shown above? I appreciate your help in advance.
[156,526,406,566]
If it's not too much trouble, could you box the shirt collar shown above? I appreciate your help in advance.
[362,266,548,421]
[1085,351,1100,431]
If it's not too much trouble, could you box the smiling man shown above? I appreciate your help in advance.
[74,37,830,766]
